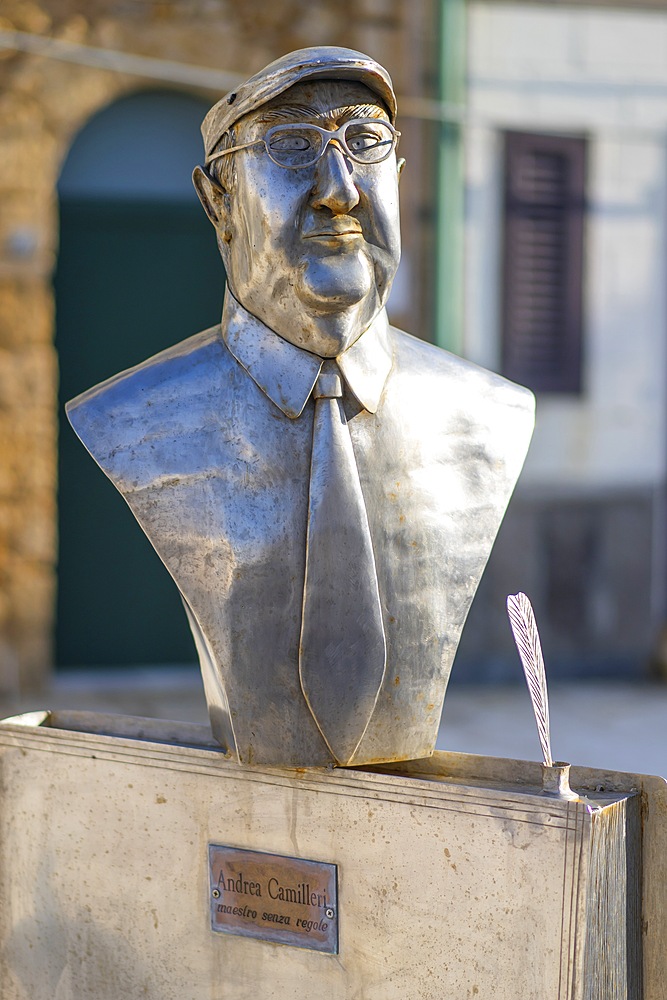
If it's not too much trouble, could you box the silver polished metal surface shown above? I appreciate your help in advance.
[507,593,582,801]
[542,761,580,800]
[300,363,386,762]
[206,118,400,170]
[200,45,398,158]
[66,48,535,768]
[507,592,553,766]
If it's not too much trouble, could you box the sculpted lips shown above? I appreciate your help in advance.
[302,218,363,240]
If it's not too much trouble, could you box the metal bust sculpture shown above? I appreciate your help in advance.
[66,47,535,768]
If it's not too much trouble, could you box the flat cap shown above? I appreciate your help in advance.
[201,45,396,161]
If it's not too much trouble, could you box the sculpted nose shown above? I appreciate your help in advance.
[310,144,360,214]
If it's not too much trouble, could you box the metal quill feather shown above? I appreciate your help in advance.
[506,592,553,767]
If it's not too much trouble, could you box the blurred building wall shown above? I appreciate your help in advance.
[0,0,439,692]
[458,1,667,678]
[7,0,660,691]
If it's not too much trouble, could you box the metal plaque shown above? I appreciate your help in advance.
[208,844,338,953]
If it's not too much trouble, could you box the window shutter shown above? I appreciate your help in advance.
[501,131,586,393]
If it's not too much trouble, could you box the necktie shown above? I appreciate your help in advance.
[299,361,387,764]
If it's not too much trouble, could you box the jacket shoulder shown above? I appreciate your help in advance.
[386,325,535,485]
[389,324,535,416]
[66,326,228,482]
[67,326,222,420]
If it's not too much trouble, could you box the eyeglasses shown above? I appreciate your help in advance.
[206,118,400,170]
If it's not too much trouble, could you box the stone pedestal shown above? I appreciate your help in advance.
[0,711,664,999]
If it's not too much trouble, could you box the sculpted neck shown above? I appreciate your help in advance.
[228,283,384,359]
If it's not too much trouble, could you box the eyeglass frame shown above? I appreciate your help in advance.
[205,117,401,171]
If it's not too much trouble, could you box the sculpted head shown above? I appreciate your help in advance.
[193,47,403,357]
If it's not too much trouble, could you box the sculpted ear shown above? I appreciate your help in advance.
[192,165,227,227]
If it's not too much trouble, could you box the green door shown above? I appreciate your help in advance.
[55,91,224,668]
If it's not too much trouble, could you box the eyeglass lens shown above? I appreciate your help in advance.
[266,120,396,168]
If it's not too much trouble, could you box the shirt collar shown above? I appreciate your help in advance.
[221,291,393,419]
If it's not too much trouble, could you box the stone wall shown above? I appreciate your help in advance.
[0,0,438,691]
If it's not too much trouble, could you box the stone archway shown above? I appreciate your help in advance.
[0,64,135,693]
[55,89,224,669]
[0,63,220,690]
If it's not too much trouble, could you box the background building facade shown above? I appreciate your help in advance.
[1,0,666,692]
[460,0,667,679]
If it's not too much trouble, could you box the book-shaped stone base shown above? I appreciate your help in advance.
[0,711,664,999]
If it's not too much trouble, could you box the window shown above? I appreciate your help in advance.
[501,131,586,393]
